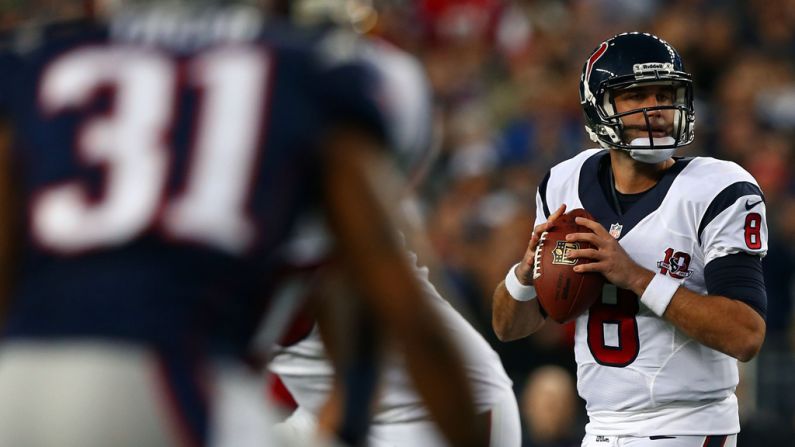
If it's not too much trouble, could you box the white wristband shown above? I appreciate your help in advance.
[505,263,537,302]
[640,273,680,316]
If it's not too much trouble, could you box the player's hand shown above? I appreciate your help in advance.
[515,204,567,285]
[566,216,646,290]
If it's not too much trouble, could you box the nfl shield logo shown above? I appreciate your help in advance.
[552,241,580,266]
[609,223,623,239]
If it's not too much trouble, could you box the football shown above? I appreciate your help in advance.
[533,208,605,323]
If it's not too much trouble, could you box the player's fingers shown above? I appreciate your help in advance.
[525,232,539,252]
[565,232,601,246]
[574,216,609,237]
[522,233,540,265]
[545,207,566,228]
[549,204,567,222]
[538,205,567,233]
[568,248,599,260]
[573,262,602,273]
[533,223,552,243]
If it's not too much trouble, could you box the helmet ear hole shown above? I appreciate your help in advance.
[672,109,682,139]
[605,127,621,144]
[601,90,615,116]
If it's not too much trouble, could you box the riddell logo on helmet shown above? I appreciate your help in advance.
[633,63,674,74]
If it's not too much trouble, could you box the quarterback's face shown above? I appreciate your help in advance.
[613,85,676,141]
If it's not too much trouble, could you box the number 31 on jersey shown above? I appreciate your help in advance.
[35,46,271,254]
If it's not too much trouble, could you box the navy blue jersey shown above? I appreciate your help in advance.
[0,7,397,357]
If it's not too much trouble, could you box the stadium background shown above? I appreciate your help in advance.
[1,0,793,445]
[363,1,795,445]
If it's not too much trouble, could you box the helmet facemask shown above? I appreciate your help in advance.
[580,33,696,159]
[594,79,694,151]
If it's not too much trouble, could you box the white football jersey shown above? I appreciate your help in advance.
[535,149,768,436]
[268,249,514,423]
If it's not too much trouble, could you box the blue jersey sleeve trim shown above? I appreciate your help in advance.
[538,170,551,219]
[704,252,767,319]
[697,181,763,245]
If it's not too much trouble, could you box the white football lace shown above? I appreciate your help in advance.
[532,231,547,280]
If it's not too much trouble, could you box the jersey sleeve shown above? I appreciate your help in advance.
[698,180,768,264]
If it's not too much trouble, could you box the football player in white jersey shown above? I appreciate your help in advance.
[269,246,521,447]
[492,32,767,447]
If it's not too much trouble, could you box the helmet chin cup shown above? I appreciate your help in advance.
[625,138,677,164]
[629,136,676,147]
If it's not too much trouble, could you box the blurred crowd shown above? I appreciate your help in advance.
[368,0,795,445]
[1,0,793,445]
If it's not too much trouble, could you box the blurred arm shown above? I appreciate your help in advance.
[313,269,381,446]
[0,119,14,327]
[322,128,487,447]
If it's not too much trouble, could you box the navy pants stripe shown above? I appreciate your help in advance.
[155,352,209,447]
[702,435,728,447]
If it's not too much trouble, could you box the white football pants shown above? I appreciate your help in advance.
[0,341,282,447]
[582,433,737,447]
[274,387,521,447]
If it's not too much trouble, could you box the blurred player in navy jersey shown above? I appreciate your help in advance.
[264,14,521,445]
[0,1,487,446]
